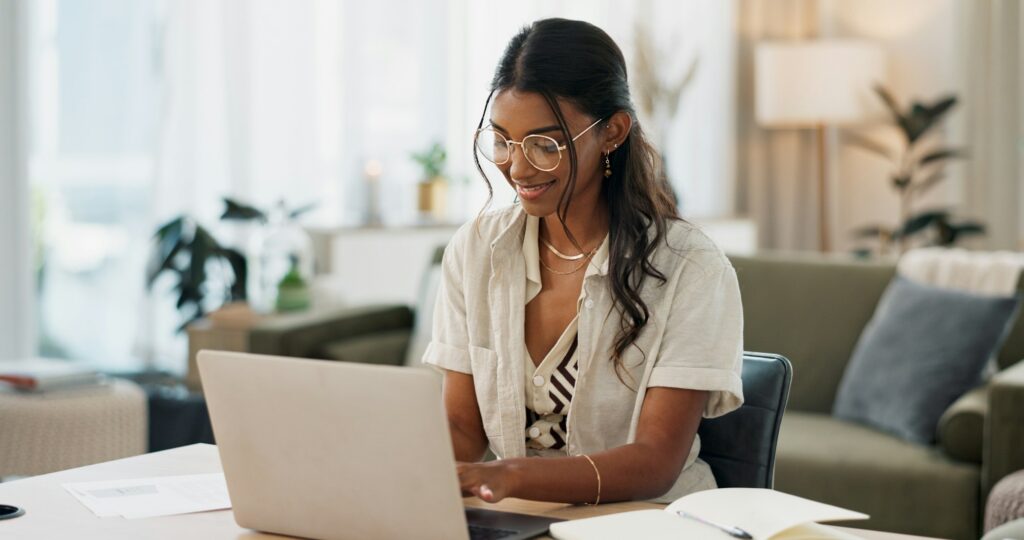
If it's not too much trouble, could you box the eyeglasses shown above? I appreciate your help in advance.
[474,118,603,172]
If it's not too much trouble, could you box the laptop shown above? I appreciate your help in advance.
[198,350,561,540]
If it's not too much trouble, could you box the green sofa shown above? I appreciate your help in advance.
[244,250,1024,540]
[732,253,1024,540]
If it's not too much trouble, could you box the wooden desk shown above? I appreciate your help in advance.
[0,444,935,539]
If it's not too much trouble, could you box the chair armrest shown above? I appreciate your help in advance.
[938,385,988,463]
[248,304,414,359]
[984,359,1024,495]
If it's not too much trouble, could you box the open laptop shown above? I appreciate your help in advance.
[197,350,561,540]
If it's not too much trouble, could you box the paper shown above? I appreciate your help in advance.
[665,488,869,539]
[63,473,231,519]
[550,488,869,540]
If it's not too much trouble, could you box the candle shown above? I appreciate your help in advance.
[364,159,383,225]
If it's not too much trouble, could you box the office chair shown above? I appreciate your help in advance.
[697,352,793,489]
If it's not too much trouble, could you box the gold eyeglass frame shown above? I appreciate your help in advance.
[475,117,604,172]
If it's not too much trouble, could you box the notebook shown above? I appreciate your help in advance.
[549,488,869,540]
[0,359,105,392]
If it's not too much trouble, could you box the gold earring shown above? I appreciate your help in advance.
[603,151,612,178]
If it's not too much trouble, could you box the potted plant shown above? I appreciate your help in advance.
[411,142,448,222]
[147,198,317,329]
[147,215,247,331]
[220,198,316,313]
[847,85,984,255]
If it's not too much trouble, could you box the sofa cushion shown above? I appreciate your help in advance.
[833,276,1020,444]
[937,386,987,464]
[729,254,895,414]
[775,412,979,540]
[323,329,411,366]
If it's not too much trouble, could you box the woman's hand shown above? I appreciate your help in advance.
[457,461,518,503]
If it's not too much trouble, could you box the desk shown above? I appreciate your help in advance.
[0,444,935,539]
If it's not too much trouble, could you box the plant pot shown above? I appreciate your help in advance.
[417,176,448,222]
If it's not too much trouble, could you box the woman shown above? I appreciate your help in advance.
[423,18,743,505]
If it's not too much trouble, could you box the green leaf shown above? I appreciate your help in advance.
[146,241,182,289]
[923,96,957,123]
[411,142,447,178]
[219,247,248,302]
[918,148,967,167]
[892,174,912,190]
[935,216,986,246]
[154,216,184,241]
[287,202,318,220]
[220,198,267,223]
[907,96,958,143]
[874,85,913,142]
[188,226,216,295]
[898,210,948,239]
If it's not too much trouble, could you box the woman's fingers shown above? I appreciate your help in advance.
[457,462,506,502]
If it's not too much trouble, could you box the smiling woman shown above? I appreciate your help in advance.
[424,18,745,507]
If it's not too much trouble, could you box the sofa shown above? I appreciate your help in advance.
[239,250,1024,540]
[732,253,1024,540]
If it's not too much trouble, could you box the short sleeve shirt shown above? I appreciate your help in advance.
[423,205,744,502]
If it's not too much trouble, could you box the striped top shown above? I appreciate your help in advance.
[521,215,607,456]
[524,332,580,453]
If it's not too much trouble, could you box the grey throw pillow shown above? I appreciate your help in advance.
[833,275,1021,445]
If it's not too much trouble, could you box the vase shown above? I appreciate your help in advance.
[249,202,314,313]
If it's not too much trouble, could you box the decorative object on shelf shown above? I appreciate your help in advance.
[632,16,697,205]
[274,255,311,312]
[225,199,315,314]
[847,85,984,256]
[411,142,448,222]
[364,159,384,226]
[756,40,887,252]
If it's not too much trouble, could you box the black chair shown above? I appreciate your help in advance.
[698,352,792,489]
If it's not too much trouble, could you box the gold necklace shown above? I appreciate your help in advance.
[540,236,596,261]
[539,250,596,275]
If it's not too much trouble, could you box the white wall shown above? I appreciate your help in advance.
[826,0,968,252]
[0,0,34,360]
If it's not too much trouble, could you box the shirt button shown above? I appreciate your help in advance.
[532,375,545,387]
[528,427,541,438]
[584,299,594,309]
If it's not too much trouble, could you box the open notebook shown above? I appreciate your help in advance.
[549,488,869,540]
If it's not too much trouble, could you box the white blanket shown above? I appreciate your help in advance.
[897,247,1024,297]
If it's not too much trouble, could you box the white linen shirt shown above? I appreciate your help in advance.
[522,214,608,455]
[423,205,744,502]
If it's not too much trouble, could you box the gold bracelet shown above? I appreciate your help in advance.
[581,454,601,506]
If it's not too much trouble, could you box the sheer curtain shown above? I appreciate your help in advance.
[734,0,821,251]
[960,0,1023,250]
[0,0,34,361]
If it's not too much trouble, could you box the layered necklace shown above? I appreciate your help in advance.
[539,236,600,275]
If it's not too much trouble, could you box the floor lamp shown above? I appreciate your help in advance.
[755,41,886,252]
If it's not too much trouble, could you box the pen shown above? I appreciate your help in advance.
[676,510,754,539]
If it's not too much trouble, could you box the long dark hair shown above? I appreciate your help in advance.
[473,18,679,381]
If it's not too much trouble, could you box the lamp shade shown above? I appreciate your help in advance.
[755,40,886,127]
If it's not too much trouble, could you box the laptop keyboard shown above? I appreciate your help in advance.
[468,524,521,540]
